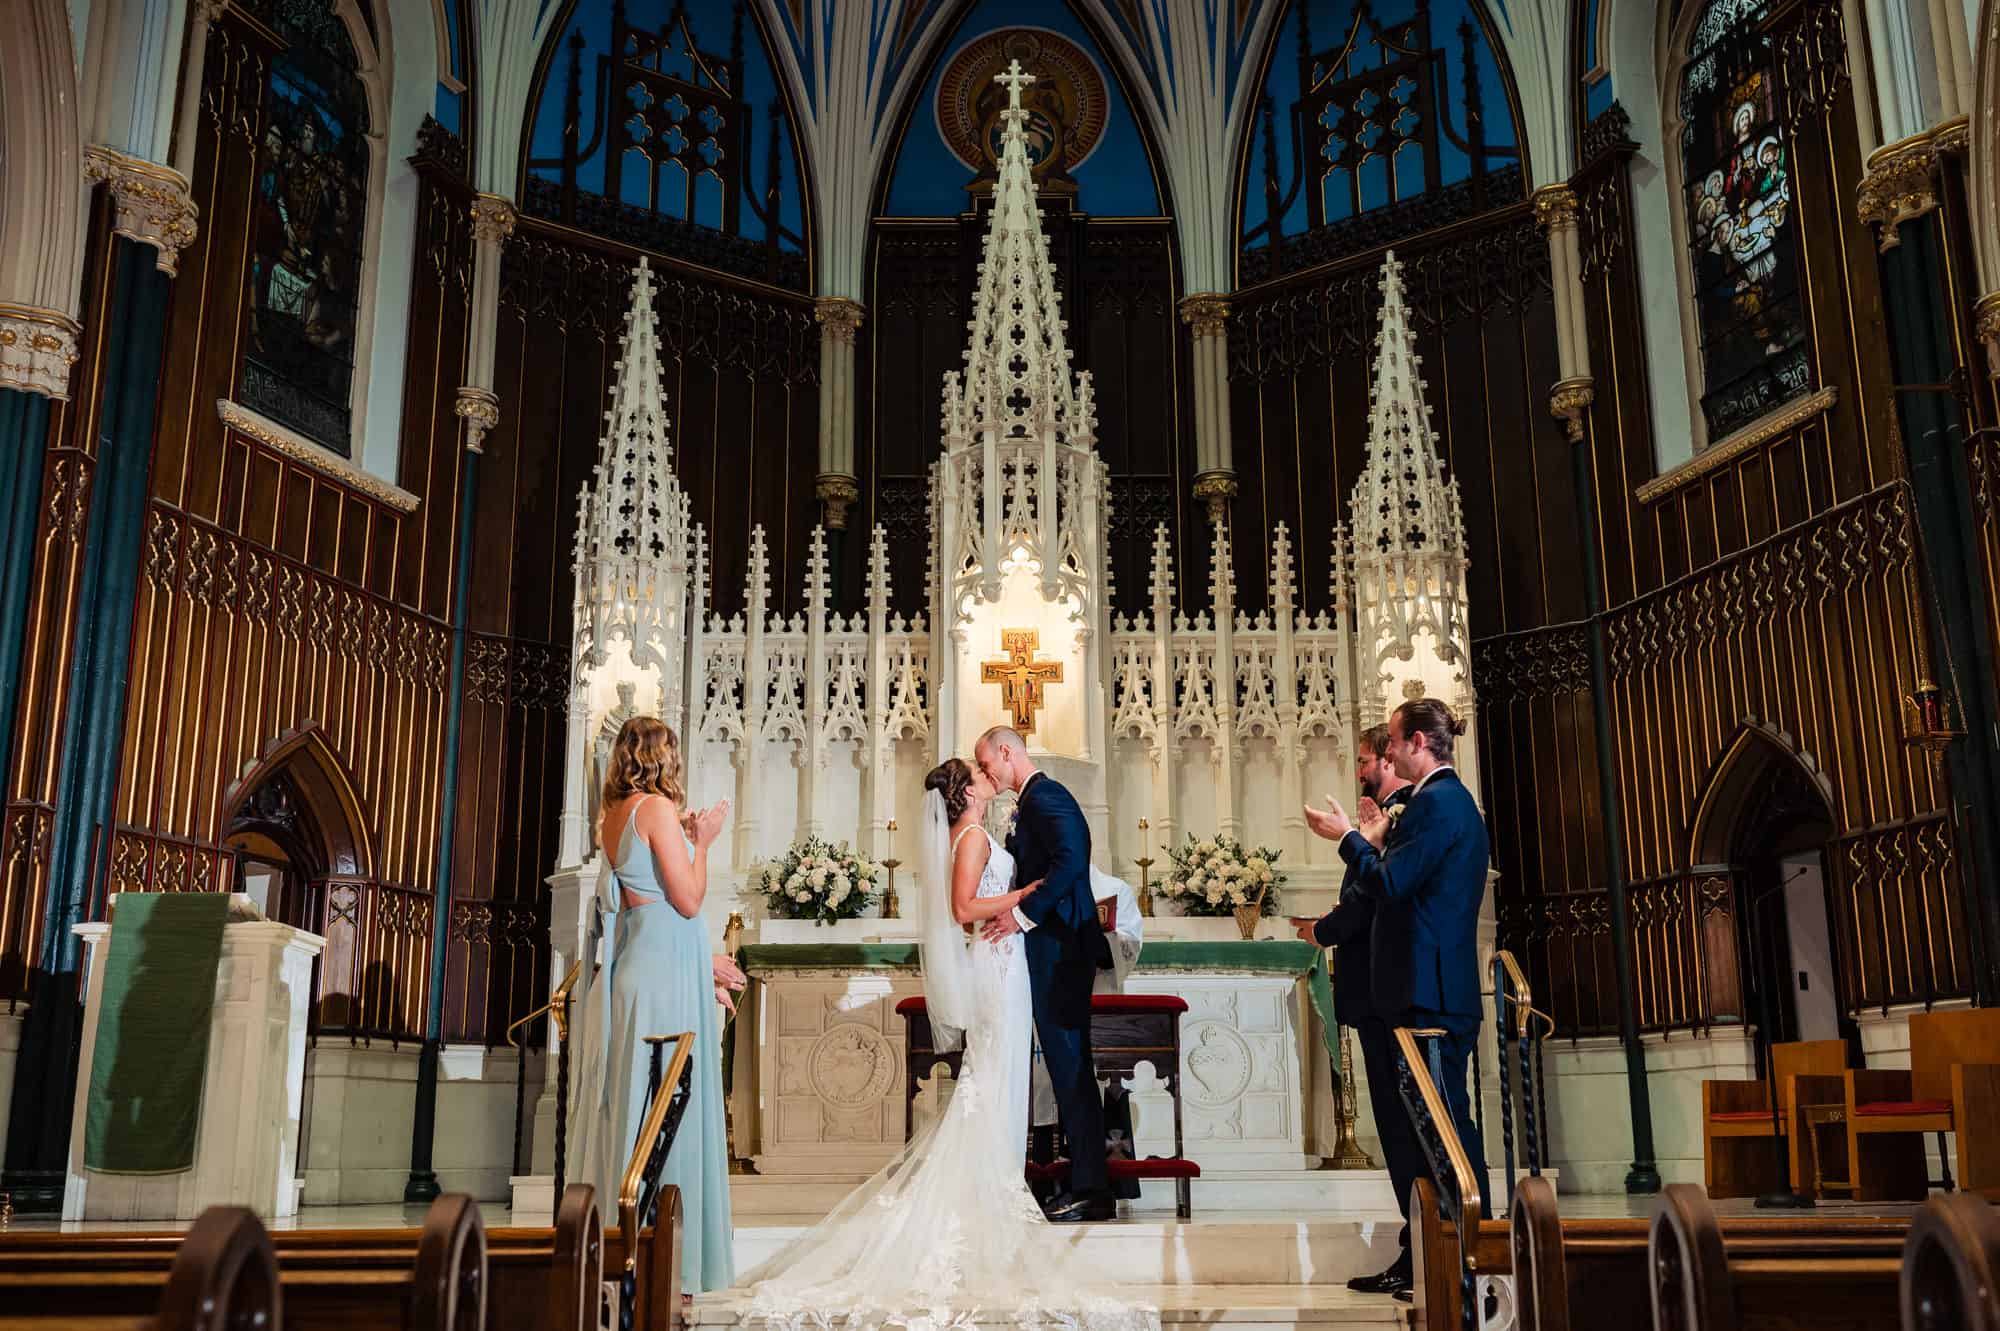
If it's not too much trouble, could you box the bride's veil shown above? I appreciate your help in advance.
[917,787,976,1053]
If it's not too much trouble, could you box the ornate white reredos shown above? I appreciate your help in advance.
[935,60,1105,612]
[572,257,701,692]
[1347,249,1474,727]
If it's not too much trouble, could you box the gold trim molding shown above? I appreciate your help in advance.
[1179,293,1231,338]
[0,302,83,400]
[1192,469,1238,521]
[1532,184,1580,235]
[814,297,865,345]
[216,398,420,513]
[470,193,517,246]
[1975,291,2000,378]
[1856,117,1967,252]
[1636,386,1838,505]
[455,386,499,453]
[83,146,199,276]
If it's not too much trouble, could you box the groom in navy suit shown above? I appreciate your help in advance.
[1305,698,1489,1303]
[976,725,1114,1222]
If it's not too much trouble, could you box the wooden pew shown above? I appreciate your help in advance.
[1649,1183,1904,1330]
[156,1207,283,1331]
[0,1190,605,1331]
[1900,1193,2000,1331]
[1409,1176,1512,1331]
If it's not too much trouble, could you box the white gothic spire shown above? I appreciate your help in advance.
[1349,250,1463,560]
[574,258,695,677]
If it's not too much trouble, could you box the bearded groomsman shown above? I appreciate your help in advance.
[1295,723,1415,1298]
[1303,699,1489,1305]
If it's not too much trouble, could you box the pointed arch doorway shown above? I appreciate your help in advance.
[1688,720,1857,1064]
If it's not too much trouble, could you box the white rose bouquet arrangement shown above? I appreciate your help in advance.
[756,837,881,925]
[1157,834,1286,917]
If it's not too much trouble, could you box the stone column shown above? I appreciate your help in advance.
[1533,185,1594,440]
[814,297,864,533]
[1180,294,1236,522]
[456,194,517,453]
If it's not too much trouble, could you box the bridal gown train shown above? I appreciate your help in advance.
[736,827,1157,1331]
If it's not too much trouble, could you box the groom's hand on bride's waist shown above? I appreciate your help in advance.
[981,912,1022,943]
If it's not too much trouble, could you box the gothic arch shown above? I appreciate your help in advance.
[220,725,375,878]
[1686,717,1839,868]
[1972,0,2000,296]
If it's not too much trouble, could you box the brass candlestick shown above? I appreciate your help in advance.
[1135,817,1155,916]
[1328,1023,1376,1169]
[880,819,901,919]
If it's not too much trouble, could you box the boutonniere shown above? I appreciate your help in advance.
[1384,803,1408,825]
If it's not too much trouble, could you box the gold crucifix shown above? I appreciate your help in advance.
[982,629,1063,736]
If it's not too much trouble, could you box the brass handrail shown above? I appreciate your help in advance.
[619,1031,695,1278]
[1393,1025,1485,1282]
[1492,950,1555,1040]
[506,960,584,1048]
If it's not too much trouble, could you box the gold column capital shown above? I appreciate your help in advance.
[1192,470,1238,522]
[1855,121,1965,252]
[0,303,83,401]
[816,473,860,529]
[83,146,199,276]
[814,297,866,345]
[455,386,500,453]
[1974,291,2000,379]
[1549,376,1596,442]
[1179,293,1232,338]
[470,194,518,245]
[1531,184,1580,235]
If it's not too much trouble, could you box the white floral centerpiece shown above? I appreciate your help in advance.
[756,837,881,926]
[1157,834,1285,938]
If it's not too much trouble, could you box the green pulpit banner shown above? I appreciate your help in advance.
[84,891,230,1174]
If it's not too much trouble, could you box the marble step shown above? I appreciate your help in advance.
[729,1215,1406,1286]
[692,1284,1412,1328]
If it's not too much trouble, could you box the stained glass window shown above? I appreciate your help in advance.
[242,0,372,455]
[1678,0,1811,442]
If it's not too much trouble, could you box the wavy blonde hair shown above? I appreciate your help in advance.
[602,715,686,809]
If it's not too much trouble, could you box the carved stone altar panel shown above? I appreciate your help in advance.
[752,971,924,1174]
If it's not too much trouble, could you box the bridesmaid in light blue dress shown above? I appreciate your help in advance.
[572,716,737,1295]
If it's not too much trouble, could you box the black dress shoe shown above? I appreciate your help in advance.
[1346,1268,1413,1296]
[1047,1193,1116,1223]
[1392,1290,1412,1304]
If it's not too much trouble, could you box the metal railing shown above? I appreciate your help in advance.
[1394,1025,1486,1331]
[506,960,583,1189]
[619,1032,695,1331]
[1491,950,1553,1217]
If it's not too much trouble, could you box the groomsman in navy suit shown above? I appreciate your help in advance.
[1296,723,1415,1297]
[1304,699,1489,1304]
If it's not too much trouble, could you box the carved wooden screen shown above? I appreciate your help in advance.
[1300,5,1446,227]
[603,10,744,234]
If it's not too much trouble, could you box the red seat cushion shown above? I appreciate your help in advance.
[1092,995,1190,1015]
[1024,1158,1203,1181]
[899,994,1189,1016]
[1854,1099,1952,1118]
[1708,1110,1777,1123]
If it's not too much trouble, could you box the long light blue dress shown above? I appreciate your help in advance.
[572,797,735,1293]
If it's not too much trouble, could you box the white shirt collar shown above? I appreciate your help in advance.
[1412,764,1456,797]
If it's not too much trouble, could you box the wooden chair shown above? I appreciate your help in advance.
[1701,1038,1847,1198]
[1846,1009,2000,1201]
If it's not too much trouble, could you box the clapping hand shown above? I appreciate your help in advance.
[691,800,730,848]
[1356,797,1390,849]
[1303,793,1355,842]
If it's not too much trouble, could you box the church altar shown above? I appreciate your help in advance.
[729,935,1338,1180]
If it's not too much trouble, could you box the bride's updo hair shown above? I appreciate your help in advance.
[925,757,976,823]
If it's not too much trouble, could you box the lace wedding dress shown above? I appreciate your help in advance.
[737,823,1158,1331]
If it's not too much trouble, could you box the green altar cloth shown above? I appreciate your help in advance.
[737,937,1343,1080]
[84,891,230,1173]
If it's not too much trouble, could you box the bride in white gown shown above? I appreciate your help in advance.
[737,759,1157,1331]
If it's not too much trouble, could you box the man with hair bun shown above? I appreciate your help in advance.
[1302,698,1488,1304]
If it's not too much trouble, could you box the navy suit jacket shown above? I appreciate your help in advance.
[1337,768,1489,1020]
[1004,773,1104,1030]
[1311,784,1412,1020]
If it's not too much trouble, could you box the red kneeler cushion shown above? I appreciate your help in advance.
[1853,1099,1953,1117]
[897,994,1190,1016]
